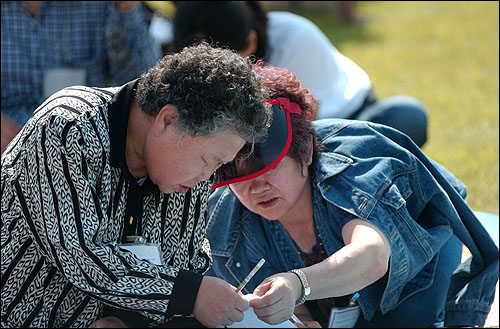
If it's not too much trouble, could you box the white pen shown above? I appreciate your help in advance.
[235,258,266,293]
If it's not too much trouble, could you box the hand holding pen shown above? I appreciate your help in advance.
[237,260,307,327]
[193,275,251,328]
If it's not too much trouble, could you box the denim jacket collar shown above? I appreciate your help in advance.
[314,151,353,182]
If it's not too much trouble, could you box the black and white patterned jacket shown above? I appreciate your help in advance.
[1,81,211,327]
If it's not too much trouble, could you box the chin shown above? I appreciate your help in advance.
[255,209,282,221]
[159,186,177,194]
[263,215,281,221]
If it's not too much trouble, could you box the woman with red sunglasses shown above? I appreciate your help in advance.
[206,62,498,328]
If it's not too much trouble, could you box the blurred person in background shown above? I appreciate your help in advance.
[172,1,428,148]
[1,1,162,153]
[1,43,272,328]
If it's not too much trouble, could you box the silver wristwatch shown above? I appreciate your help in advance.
[289,268,311,305]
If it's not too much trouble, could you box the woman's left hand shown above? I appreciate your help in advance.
[249,272,303,325]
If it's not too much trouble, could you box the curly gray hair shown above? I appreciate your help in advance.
[136,42,271,143]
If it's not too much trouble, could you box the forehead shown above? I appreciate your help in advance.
[194,131,246,161]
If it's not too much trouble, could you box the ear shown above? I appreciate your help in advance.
[300,136,314,177]
[305,135,314,167]
[153,104,178,137]
[240,30,258,57]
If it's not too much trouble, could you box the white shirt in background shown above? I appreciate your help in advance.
[266,11,372,119]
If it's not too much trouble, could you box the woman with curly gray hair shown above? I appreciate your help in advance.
[130,41,271,195]
[1,42,271,328]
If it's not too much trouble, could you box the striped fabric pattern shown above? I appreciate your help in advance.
[1,86,211,327]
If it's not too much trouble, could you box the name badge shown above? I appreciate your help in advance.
[118,243,164,266]
[328,305,360,328]
[43,67,86,98]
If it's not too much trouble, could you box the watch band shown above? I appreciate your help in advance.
[289,268,310,305]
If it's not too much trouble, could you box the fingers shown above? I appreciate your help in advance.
[256,307,294,325]
[216,292,247,326]
[252,296,294,325]
[251,289,296,325]
[250,284,281,309]
[217,306,245,328]
[253,279,272,297]
[234,295,250,312]
[252,296,283,317]
[228,307,245,323]
[193,277,248,327]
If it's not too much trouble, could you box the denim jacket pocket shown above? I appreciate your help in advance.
[392,251,439,309]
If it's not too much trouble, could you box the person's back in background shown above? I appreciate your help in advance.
[172,1,428,147]
[1,1,161,153]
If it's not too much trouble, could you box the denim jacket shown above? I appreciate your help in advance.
[206,119,498,327]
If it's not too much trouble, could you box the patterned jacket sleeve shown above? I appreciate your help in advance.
[12,116,201,322]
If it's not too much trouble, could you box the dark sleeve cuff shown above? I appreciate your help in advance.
[166,269,204,318]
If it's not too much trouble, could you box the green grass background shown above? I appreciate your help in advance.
[283,1,499,214]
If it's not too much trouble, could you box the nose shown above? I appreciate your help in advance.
[249,176,270,194]
[197,171,212,182]
[197,165,218,182]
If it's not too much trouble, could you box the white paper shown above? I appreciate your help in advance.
[118,243,163,265]
[328,305,360,328]
[228,294,297,328]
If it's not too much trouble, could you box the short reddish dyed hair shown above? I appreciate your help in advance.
[253,61,323,166]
